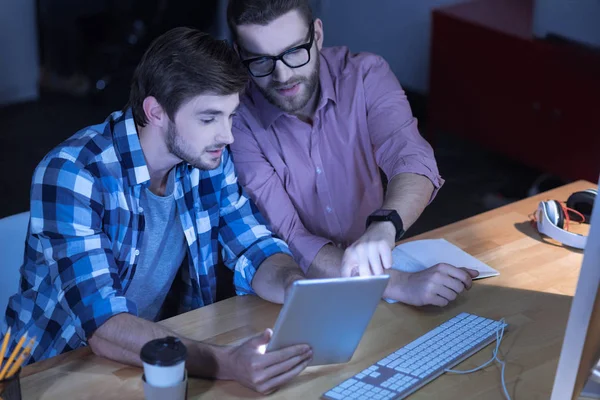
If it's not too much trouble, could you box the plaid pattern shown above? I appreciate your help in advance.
[1,109,292,364]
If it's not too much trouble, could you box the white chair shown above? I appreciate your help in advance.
[0,212,29,319]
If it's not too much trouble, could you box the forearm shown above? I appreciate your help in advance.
[251,253,305,304]
[383,173,434,231]
[306,244,345,279]
[88,312,229,379]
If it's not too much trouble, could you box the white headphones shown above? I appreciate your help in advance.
[535,189,597,250]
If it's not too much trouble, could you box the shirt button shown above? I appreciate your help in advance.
[316,167,322,174]
[135,249,140,256]
[326,206,332,213]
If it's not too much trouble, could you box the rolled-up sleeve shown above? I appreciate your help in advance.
[31,157,138,340]
[230,119,332,272]
[364,55,444,200]
[217,149,295,294]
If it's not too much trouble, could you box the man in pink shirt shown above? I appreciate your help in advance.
[228,0,479,307]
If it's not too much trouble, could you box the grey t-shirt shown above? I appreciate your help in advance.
[126,168,187,321]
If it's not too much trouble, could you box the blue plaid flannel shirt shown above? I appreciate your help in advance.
[2,109,292,364]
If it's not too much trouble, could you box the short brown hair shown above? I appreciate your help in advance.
[128,27,247,127]
[227,0,313,40]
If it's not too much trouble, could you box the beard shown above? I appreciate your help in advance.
[259,54,320,113]
[166,122,223,171]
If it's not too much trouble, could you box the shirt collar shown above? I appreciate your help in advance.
[111,108,151,186]
[250,52,337,129]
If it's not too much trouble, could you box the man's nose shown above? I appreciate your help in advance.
[272,59,294,83]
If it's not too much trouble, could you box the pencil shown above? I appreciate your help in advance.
[5,338,35,379]
[0,328,10,370]
[0,334,26,381]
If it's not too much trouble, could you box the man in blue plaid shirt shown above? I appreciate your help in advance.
[2,27,312,394]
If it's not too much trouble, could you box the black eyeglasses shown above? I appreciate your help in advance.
[241,23,315,78]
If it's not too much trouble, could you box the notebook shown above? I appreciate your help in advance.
[385,238,499,304]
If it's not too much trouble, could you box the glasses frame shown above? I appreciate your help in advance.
[241,23,315,78]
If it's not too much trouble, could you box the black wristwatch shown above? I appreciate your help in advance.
[366,209,405,242]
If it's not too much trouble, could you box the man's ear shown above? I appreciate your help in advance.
[142,96,168,128]
[314,18,324,51]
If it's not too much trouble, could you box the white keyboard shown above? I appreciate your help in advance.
[322,312,508,400]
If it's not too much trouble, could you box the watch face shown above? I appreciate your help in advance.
[372,210,392,217]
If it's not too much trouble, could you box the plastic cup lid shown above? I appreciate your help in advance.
[140,336,187,366]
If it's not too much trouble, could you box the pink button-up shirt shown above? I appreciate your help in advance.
[231,46,443,271]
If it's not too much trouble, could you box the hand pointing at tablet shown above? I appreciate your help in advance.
[341,221,395,277]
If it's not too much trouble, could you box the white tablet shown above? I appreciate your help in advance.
[266,275,390,366]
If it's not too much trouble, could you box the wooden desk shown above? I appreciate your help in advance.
[21,181,595,399]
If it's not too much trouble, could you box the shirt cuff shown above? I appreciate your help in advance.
[233,237,294,296]
[288,232,333,274]
[79,296,138,340]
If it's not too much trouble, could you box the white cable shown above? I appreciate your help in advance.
[444,318,511,400]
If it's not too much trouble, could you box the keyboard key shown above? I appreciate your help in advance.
[325,391,345,399]
[425,361,437,369]
[340,379,357,388]
[395,366,415,375]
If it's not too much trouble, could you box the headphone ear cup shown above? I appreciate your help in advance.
[566,190,596,223]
